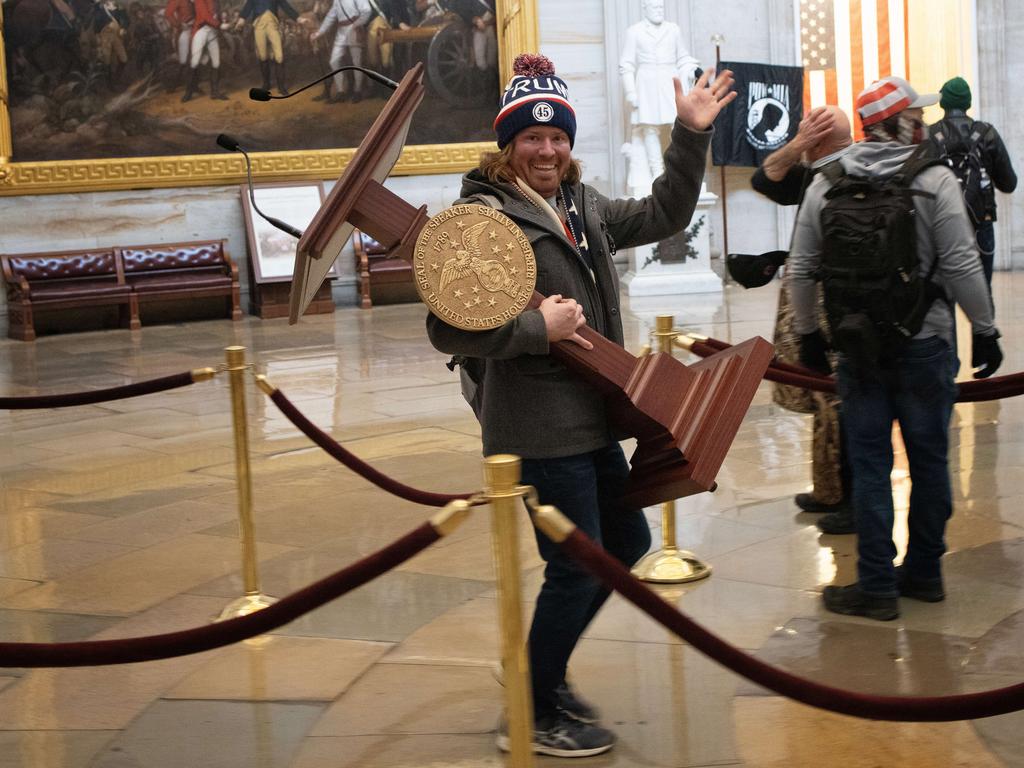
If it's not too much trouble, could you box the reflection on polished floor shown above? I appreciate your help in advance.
[1,274,1023,768]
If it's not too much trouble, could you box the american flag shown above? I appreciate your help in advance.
[800,0,908,138]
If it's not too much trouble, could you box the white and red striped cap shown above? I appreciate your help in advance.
[855,76,938,127]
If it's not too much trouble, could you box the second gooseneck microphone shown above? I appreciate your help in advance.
[217,134,304,240]
[249,65,398,102]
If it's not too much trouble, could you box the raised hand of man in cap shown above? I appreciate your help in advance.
[674,68,737,131]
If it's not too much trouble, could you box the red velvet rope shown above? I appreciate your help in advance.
[0,371,198,409]
[0,522,439,667]
[268,389,474,507]
[557,526,1024,721]
[688,337,1024,402]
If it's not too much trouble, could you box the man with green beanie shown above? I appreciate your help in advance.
[930,76,1017,292]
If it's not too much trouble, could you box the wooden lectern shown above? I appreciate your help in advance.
[292,63,773,508]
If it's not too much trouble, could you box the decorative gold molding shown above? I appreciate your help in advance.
[0,0,538,198]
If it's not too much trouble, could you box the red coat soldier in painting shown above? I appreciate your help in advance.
[181,0,229,102]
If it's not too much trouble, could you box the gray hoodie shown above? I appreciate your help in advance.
[787,140,995,346]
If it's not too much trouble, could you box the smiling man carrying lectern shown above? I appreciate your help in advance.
[288,53,771,757]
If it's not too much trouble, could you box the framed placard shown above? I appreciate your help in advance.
[240,181,335,283]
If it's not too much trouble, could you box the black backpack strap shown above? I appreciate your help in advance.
[967,125,986,150]
[894,143,942,184]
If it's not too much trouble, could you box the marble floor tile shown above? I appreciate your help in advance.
[738,617,973,697]
[586,578,824,652]
[560,638,743,767]
[0,608,120,643]
[290,735,504,768]
[964,608,1024,676]
[0,655,222,730]
[0,732,118,768]
[3,534,295,615]
[707,526,858,592]
[960,672,1024,768]
[165,637,393,701]
[0,538,135,581]
[381,597,501,667]
[309,664,500,737]
[61,499,238,549]
[46,476,237,519]
[733,697,1005,767]
[0,576,40,600]
[0,508,107,550]
[395,508,543,581]
[89,701,325,768]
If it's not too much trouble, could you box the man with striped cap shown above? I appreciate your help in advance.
[787,75,1002,621]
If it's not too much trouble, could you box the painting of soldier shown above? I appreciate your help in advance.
[1,0,501,163]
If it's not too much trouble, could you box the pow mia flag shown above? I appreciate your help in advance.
[711,61,804,167]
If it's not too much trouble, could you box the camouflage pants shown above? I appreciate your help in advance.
[773,282,845,505]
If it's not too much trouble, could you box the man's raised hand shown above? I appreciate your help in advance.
[674,68,737,132]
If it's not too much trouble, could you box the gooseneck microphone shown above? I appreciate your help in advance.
[217,133,304,240]
[249,65,399,102]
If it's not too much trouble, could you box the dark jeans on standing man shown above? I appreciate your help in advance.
[520,442,651,720]
[976,220,995,288]
[837,336,958,598]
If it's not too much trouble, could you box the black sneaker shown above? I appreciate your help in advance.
[823,584,899,621]
[796,492,849,514]
[895,565,945,602]
[816,508,856,535]
[555,681,600,724]
[496,711,615,758]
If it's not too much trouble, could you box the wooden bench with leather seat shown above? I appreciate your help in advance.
[120,240,242,321]
[1,248,139,341]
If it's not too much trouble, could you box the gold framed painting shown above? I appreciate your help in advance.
[0,0,537,196]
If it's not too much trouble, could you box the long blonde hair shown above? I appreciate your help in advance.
[478,144,582,187]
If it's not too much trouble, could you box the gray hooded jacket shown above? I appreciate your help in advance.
[427,120,711,459]
[787,140,995,346]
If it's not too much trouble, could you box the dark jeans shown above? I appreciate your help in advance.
[977,220,995,288]
[837,337,957,597]
[520,443,651,719]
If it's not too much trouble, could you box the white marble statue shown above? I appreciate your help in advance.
[619,0,700,194]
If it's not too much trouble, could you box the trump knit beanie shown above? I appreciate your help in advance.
[940,77,972,111]
[494,54,577,149]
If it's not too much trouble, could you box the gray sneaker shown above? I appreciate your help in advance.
[493,666,600,724]
[496,711,616,758]
[555,682,600,724]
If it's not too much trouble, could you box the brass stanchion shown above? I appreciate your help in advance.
[484,455,534,768]
[217,346,277,621]
[631,316,712,584]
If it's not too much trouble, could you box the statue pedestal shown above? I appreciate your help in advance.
[622,188,721,296]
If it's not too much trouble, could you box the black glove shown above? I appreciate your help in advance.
[972,330,1003,379]
[799,330,831,375]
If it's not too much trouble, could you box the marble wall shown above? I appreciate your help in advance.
[0,0,1018,334]
[977,0,1024,271]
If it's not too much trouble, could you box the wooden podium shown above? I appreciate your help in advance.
[250,279,334,319]
[290,63,773,508]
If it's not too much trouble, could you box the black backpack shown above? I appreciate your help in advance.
[930,120,995,227]
[818,145,944,369]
